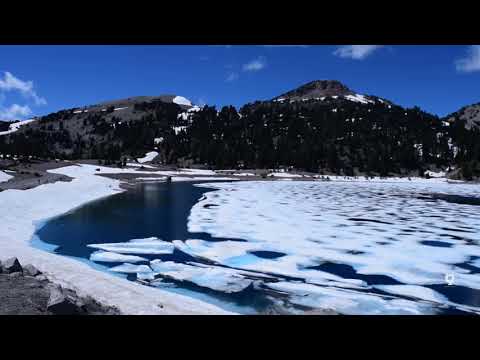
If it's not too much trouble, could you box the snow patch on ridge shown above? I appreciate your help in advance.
[173,96,192,107]
[0,118,37,136]
[137,151,158,163]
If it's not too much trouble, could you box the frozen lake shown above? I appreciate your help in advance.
[34,179,480,314]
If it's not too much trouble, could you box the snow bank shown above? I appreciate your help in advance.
[268,172,303,178]
[0,170,13,183]
[137,151,158,163]
[0,163,232,314]
[179,168,216,176]
[126,163,158,169]
[425,170,446,178]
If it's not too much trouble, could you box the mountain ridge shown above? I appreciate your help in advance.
[1,80,480,179]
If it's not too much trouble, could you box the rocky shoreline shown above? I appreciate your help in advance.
[0,257,120,315]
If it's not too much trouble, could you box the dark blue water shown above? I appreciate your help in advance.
[34,181,273,314]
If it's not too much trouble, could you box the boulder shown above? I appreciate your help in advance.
[35,274,48,282]
[23,264,41,277]
[46,286,81,315]
[2,257,23,273]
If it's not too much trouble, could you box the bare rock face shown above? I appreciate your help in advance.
[0,258,121,315]
[273,80,355,101]
[446,102,480,130]
[23,264,41,277]
[2,257,23,274]
[46,285,82,315]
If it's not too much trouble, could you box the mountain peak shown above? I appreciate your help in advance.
[273,80,354,101]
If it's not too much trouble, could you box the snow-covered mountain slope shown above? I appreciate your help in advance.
[0,118,38,136]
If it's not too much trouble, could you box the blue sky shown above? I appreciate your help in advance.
[1,45,480,120]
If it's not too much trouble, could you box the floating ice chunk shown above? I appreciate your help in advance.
[150,260,253,293]
[88,237,174,255]
[90,250,148,264]
[137,271,158,281]
[375,285,449,304]
[173,239,257,264]
[266,282,436,315]
[137,151,158,163]
[110,263,152,274]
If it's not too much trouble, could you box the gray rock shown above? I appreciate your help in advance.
[23,264,41,277]
[35,274,48,282]
[46,287,81,315]
[2,258,23,273]
[8,272,23,278]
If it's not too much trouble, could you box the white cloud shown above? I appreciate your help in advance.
[0,71,47,106]
[225,72,239,82]
[456,45,480,73]
[242,57,267,72]
[0,104,32,120]
[333,45,383,60]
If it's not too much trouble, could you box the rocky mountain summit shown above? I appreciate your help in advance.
[274,80,355,100]
[271,80,388,105]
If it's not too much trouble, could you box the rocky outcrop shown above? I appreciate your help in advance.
[1,257,23,273]
[0,257,120,315]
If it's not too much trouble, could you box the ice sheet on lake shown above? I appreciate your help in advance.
[266,281,437,315]
[150,260,253,293]
[110,263,152,274]
[90,250,148,263]
[375,285,448,303]
[186,180,480,313]
[88,237,174,255]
